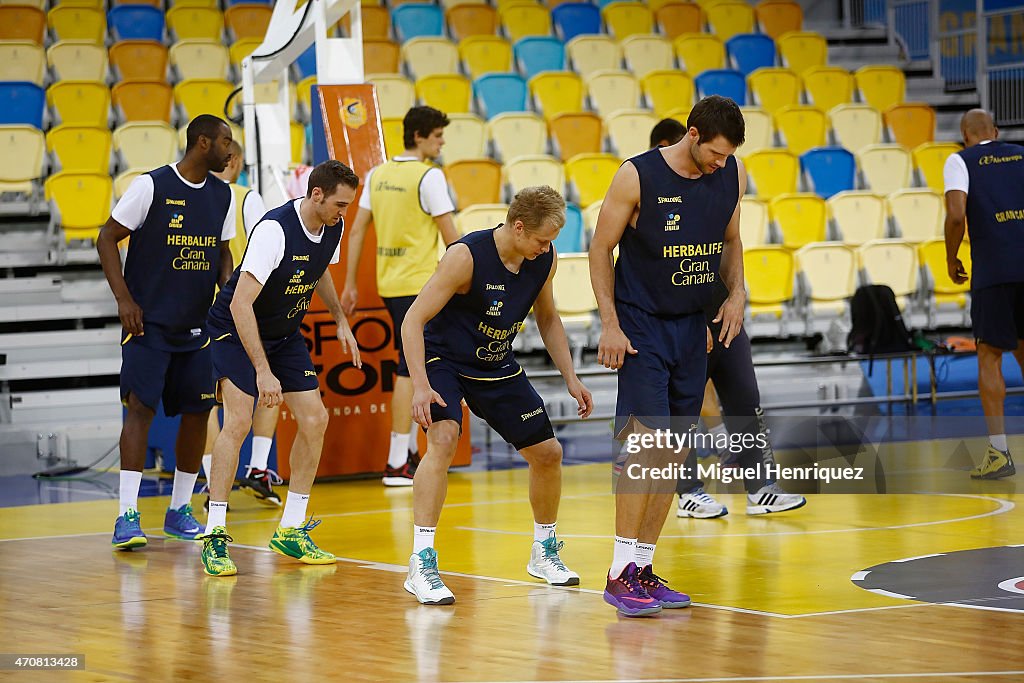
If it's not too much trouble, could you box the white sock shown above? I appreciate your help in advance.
[413,525,436,554]
[388,431,411,469]
[249,436,272,471]
[610,536,636,577]
[534,521,556,543]
[635,542,656,569]
[201,454,212,481]
[990,434,1008,452]
[118,470,143,516]
[169,469,199,510]
[205,501,228,533]
[280,491,310,528]
[408,419,419,456]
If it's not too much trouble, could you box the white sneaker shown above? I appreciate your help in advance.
[746,482,806,515]
[526,533,580,586]
[677,487,729,518]
[404,548,455,605]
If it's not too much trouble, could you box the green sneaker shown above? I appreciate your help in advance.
[269,517,336,565]
[199,526,237,577]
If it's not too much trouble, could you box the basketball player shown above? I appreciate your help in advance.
[944,109,1024,479]
[342,106,459,486]
[401,186,593,605]
[98,114,236,549]
[198,160,361,576]
[590,96,746,616]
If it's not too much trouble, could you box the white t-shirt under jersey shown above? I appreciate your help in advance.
[240,188,267,237]
[111,164,236,240]
[943,139,993,195]
[241,198,341,285]
[357,156,456,216]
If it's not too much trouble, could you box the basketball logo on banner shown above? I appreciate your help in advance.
[341,98,367,129]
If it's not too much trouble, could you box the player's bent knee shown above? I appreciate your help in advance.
[124,393,155,423]
[522,439,562,469]
[296,405,329,436]
[427,420,461,457]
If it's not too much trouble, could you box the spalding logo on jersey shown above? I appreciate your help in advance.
[342,98,367,129]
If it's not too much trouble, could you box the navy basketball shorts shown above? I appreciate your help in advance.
[382,295,416,377]
[210,329,319,398]
[614,302,707,437]
[426,358,555,451]
[120,335,216,416]
[972,282,1024,351]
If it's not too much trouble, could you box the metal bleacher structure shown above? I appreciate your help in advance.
[1,0,1022,473]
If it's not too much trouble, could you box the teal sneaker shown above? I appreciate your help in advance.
[164,503,202,540]
[112,509,147,550]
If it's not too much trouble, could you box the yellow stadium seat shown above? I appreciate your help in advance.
[739,196,769,246]
[858,144,912,195]
[566,36,622,79]
[656,2,703,40]
[367,74,415,119]
[365,38,401,74]
[774,105,826,156]
[224,3,272,41]
[888,188,943,242]
[755,0,802,39]
[674,34,725,75]
[587,69,641,118]
[166,6,223,41]
[603,2,654,40]
[745,148,798,199]
[380,116,404,157]
[500,2,551,42]
[113,168,143,200]
[707,1,755,40]
[112,80,173,123]
[529,71,584,121]
[169,39,229,81]
[447,4,498,41]
[748,67,801,117]
[565,152,620,207]
[504,154,565,194]
[458,203,509,234]
[743,245,795,321]
[290,121,306,165]
[641,70,694,117]
[113,122,178,171]
[0,41,45,85]
[582,199,602,233]
[446,158,503,210]
[795,242,856,318]
[47,5,105,43]
[605,109,658,159]
[885,102,936,150]
[44,171,112,242]
[402,37,459,79]
[47,80,109,128]
[173,78,235,121]
[803,66,853,114]
[620,34,673,78]
[738,106,773,157]
[828,103,881,153]
[0,5,46,45]
[459,36,512,80]
[858,239,918,303]
[855,65,905,112]
[0,125,45,197]
[770,192,826,249]
[550,111,602,162]
[442,113,487,164]
[828,191,885,245]
[552,253,598,358]
[296,75,317,117]
[777,30,827,75]
[487,112,548,161]
[46,124,111,175]
[912,141,960,192]
[47,40,107,81]
[919,238,971,325]
[416,74,472,114]
[228,37,263,68]
[109,40,168,82]
[350,6,391,41]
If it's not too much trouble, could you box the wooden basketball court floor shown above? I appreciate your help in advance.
[2,434,1023,682]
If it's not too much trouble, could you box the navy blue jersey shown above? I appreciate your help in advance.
[424,227,553,380]
[208,200,341,340]
[123,165,231,350]
[614,148,739,317]
[957,141,1024,289]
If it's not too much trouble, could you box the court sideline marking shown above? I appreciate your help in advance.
[482,672,1024,683]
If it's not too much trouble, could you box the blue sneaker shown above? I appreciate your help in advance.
[164,503,203,540]
[112,509,147,550]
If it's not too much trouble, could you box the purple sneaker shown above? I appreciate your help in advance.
[604,562,662,617]
[638,565,691,608]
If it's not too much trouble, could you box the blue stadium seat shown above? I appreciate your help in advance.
[726,33,775,77]
[551,3,601,42]
[474,73,528,117]
[108,5,165,42]
[0,82,45,129]
[694,69,746,105]
[554,203,585,253]
[514,36,565,80]
[295,44,316,80]
[800,146,856,199]
[392,4,444,41]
